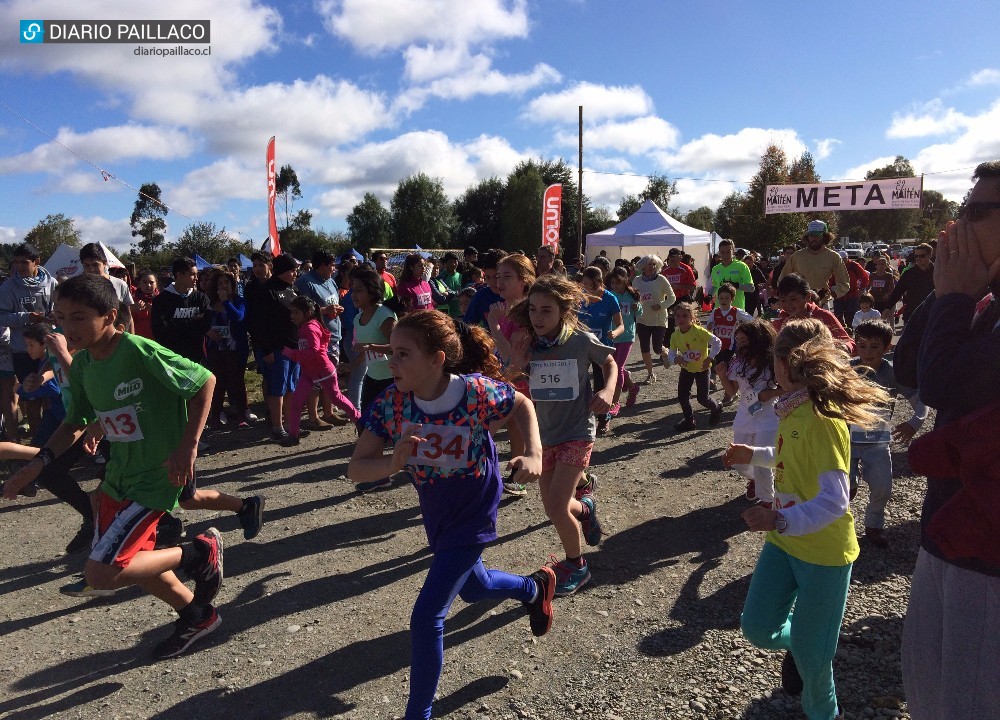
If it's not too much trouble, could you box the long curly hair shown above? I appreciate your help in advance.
[774,319,890,427]
[507,273,587,343]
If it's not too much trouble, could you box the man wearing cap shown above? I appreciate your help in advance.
[779,220,850,307]
[709,240,755,310]
[833,250,871,327]
[257,253,303,442]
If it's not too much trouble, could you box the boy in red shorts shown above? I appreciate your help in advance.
[3,273,224,659]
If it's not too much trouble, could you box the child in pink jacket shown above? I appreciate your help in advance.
[282,296,360,446]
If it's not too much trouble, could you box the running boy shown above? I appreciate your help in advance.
[2,274,226,659]
[849,320,926,546]
[705,282,752,402]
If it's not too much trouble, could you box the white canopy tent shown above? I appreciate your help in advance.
[586,200,721,281]
[44,242,126,281]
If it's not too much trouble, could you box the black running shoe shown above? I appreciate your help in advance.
[65,520,94,554]
[709,404,723,427]
[153,607,221,660]
[673,417,696,433]
[191,528,224,608]
[155,513,184,549]
[524,566,556,637]
[781,650,803,696]
[237,496,265,540]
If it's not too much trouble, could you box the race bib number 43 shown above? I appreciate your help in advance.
[529,358,580,401]
[401,423,471,470]
[97,405,144,442]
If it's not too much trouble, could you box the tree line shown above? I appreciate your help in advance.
[3,149,958,272]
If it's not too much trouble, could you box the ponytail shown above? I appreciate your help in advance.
[394,310,503,382]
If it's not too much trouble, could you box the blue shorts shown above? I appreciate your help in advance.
[261,353,299,397]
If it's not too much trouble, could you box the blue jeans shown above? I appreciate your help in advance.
[741,542,852,720]
[849,442,893,529]
[406,544,536,720]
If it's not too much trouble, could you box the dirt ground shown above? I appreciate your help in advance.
[0,350,924,720]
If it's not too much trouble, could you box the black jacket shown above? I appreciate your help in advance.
[151,285,211,362]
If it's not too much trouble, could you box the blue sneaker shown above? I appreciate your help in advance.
[579,496,603,547]
[546,555,591,597]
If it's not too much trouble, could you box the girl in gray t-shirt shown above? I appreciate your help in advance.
[509,275,616,597]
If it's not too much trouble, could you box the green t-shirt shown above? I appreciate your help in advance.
[438,270,463,317]
[768,401,859,567]
[66,333,210,511]
[710,260,753,309]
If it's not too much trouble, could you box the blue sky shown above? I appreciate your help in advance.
[1,0,998,254]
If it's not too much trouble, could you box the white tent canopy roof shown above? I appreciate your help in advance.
[585,199,723,276]
[44,241,125,281]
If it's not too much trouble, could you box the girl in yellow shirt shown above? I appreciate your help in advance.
[724,319,889,720]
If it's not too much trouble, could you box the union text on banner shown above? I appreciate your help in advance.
[265,136,280,256]
[542,183,562,252]
[764,177,923,215]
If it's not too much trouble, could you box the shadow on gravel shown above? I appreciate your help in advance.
[596,496,749,584]
[637,558,752,657]
[0,681,124,720]
[144,603,526,720]
[433,675,509,717]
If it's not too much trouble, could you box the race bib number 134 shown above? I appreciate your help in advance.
[401,423,471,470]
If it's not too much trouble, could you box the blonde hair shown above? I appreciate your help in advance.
[508,273,587,342]
[498,253,536,297]
[774,319,890,427]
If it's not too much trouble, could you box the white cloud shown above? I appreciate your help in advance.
[186,76,391,159]
[318,0,529,53]
[49,171,129,195]
[396,58,560,113]
[524,82,654,124]
[841,156,898,182]
[580,169,647,214]
[967,68,1000,87]
[72,215,134,251]
[314,130,530,219]
[0,124,196,176]
[888,99,971,138]
[814,138,840,161]
[654,128,807,177]
[166,157,262,217]
[911,99,1000,200]
[672,177,738,215]
[556,116,680,155]
[588,155,634,173]
[0,226,19,243]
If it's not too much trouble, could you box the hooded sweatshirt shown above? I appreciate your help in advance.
[0,267,57,353]
[151,284,211,362]
[282,318,336,380]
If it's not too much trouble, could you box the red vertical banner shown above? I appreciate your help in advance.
[265,136,281,256]
[542,183,562,253]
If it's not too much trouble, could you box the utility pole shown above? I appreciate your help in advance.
[575,105,584,266]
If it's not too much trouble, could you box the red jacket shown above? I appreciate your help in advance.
[282,319,335,380]
[908,398,1000,568]
[773,303,856,355]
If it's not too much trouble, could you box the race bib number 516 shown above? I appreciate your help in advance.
[401,423,471,470]
[97,405,144,442]
[529,358,580,401]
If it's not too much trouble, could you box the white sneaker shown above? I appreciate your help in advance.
[244,412,260,423]
[218,412,228,426]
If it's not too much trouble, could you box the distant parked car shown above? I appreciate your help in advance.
[869,243,890,257]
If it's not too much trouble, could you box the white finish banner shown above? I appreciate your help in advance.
[764,177,922,214]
